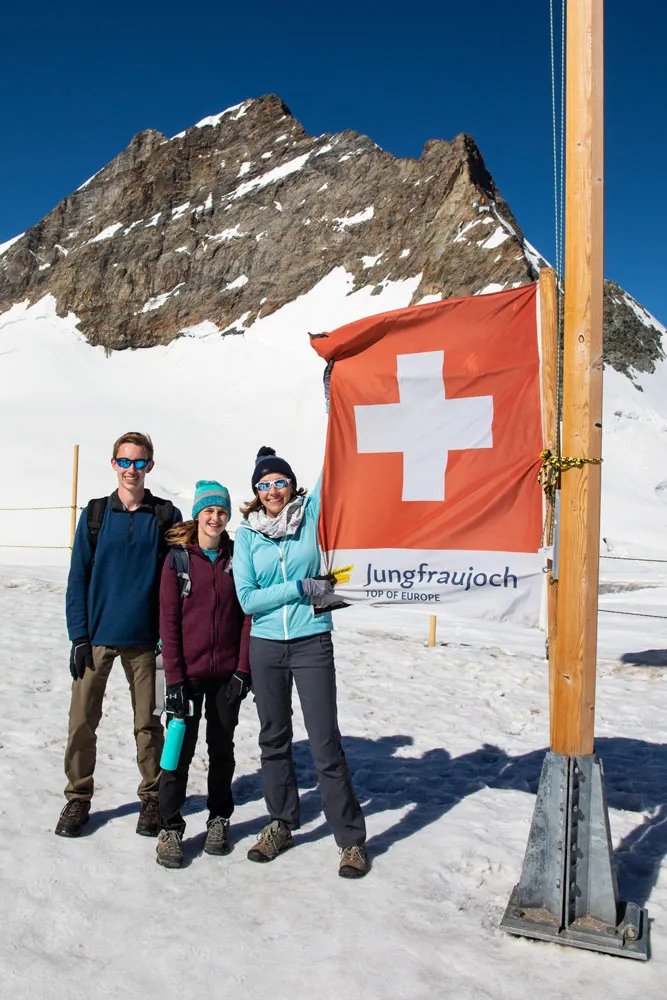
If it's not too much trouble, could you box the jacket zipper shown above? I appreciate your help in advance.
[211,557,218,675]
[243,525,292,641]
[278,543,289,640]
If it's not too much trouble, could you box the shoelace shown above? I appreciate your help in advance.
[340,846,366,866]
[207,819,228,840]
[258,823,287,849]
[160,830,181,845]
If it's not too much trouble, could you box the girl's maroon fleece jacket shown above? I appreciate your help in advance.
[159,534,251,685]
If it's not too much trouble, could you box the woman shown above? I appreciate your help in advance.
[156,480,251,869]
[233,447,367,878]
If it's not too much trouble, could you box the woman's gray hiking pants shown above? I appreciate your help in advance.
[249,632,366,848]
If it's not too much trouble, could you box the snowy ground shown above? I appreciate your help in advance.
[1,270,666,994]
[1,562,666,999]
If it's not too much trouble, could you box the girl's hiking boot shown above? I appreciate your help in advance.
[338,845,369,879]
[136,797,160,837]
[204,816,231,856]
[247,820,293,863]
[156,829,184,868]
[55,799,90,838]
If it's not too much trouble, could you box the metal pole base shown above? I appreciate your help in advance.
[500,751,649,960]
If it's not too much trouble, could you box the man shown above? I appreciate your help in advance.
[56,432,182,838]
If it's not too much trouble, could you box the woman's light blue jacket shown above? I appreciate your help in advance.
[233,479,333,640]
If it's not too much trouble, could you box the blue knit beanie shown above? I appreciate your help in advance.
[192,480,231,519]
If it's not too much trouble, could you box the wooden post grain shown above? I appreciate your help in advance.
[552,0,604,757]
[70,444,79,549]
[428,615,437,647]
[539,269,559,743]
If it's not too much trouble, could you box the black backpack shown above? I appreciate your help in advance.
[167,539,235,601]
[86,495,176,561]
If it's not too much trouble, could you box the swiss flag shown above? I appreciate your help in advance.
[311,284,543,556]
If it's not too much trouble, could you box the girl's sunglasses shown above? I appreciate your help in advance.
[115,457,150,469]
[256,478,291,492]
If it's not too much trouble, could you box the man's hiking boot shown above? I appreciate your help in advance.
[55,799,90,838]
[339,844,369,879]
[156,829,183,869]
[204,816,230,856]
[247,820,293,863]
[136,796,160,837]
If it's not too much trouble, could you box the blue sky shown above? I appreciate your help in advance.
[1,0,665,320]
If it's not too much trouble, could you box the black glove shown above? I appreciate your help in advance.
[70,638,93,680]
[226,671,252,706]
[165,682,188,716]
[299,574,336,598]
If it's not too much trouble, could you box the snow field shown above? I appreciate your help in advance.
[1,265,667,996]
[1,566,667,998]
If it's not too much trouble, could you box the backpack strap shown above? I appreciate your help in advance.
[86,497,109,557]
[152,500,175,561]
[168,547,192,599]
[224,535,234,574]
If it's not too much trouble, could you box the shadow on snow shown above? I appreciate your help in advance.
[197,734,666,906]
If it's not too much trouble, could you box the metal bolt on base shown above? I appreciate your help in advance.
[500,751,649,960]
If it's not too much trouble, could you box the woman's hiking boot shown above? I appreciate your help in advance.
[338,845,369,879]
[55,799,90,838]
[204,816,231,856]
[136,796,160,837]
[156,829,184,868]
[247,820,293,863]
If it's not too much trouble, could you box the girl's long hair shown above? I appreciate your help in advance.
[165,520,233,549]
[239,485,307,518]
[165,519,198,546]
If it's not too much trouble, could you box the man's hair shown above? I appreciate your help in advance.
[112,432,154,462]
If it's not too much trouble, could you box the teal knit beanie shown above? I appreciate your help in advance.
[192,480,231,519]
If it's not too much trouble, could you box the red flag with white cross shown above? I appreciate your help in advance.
[310,284,545,624]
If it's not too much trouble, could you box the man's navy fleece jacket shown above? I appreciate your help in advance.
[66,490,182,647]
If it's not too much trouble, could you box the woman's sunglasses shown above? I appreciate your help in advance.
[115,457,150,469]
[256,478,291,492]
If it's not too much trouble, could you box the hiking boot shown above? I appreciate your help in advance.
[156,829,183,869]
[247,820,293,863]
[204,816,230,856]
[339,844,369,879]
[55,799,91,838]
[136,797,160,837]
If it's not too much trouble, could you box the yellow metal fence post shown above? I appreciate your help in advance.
[70,445,80,549]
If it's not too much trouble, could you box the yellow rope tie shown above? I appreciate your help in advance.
[538,449,603,502]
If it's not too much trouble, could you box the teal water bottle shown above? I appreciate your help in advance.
[160,716,186,771]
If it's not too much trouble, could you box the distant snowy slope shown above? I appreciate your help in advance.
[601,308,667,556]
[0,274,665,567]
[0,271,421,564]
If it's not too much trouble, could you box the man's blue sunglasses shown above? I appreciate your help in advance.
[256,478,291,492]
[115,457,150,469]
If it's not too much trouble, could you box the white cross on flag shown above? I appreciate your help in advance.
[310,284,545,625]
[355,349,494,502]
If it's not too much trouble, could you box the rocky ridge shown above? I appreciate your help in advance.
[0,94,663,377]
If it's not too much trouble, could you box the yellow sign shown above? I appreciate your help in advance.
[331,564,354,585]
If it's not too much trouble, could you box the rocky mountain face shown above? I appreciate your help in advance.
[0,94,663,376]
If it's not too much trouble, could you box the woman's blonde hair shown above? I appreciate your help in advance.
[165,519,198,546]
[239,485,307,518]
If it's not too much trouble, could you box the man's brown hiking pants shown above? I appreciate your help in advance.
[64,645,164,801]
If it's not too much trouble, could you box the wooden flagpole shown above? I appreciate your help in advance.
[502,0,648,956]
[551,0,604,757]
[538,268,559,738]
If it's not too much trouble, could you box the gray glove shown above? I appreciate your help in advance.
[298,575,336,598]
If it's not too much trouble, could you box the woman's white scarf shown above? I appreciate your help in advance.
[247,495,305,539]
